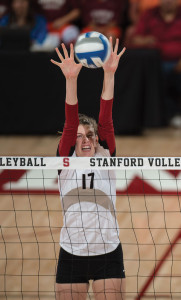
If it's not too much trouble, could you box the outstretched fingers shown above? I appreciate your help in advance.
[109,37,125,58]
[118,47,126,58]
[61,43,69,59]
[109,36,113,52]
[51,43,74,66]
[50,59,61,67]
[114,38,119,54]
[55,47,64,62]
[70,43,74,59]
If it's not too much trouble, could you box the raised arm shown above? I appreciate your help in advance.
[51,44,82,156]
[98,37,126,156]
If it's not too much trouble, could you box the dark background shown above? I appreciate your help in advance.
[0,48,163,135]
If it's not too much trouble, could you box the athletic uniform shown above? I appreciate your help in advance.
[56,98,125,283]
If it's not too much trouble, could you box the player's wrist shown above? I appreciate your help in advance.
[104,72,115,79]
[66,76,78,82]
[104,73,115,87]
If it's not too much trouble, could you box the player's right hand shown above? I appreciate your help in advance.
[51,43,82,79]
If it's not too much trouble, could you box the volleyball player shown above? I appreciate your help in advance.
[51,38,126,300]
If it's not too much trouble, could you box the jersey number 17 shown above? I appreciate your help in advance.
[82,173,94,189]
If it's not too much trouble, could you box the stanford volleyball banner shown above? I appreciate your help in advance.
[0,157,181,195]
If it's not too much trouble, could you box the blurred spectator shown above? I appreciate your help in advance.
[79,0,127,42]
[0,0,56,50]
[125,0,181,45]
[129,0,160,24]
[128,0,181,127]
[128,0,181,24]
[34,0,80,46]
[0,0,8,18]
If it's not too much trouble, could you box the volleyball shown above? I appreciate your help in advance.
[74,32,111,68]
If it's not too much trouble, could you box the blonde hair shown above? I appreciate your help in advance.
[58,114,98,136]
[78,114,98,135]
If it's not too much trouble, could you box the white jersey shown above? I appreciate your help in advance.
[58,144,120,256]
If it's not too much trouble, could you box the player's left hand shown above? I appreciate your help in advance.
[103,37,126,74]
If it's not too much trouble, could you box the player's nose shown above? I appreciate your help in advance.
[82,135,89,143]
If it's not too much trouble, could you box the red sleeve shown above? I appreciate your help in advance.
[98,98,116,156]
[57,102,79,157]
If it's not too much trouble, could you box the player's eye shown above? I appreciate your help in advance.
[77,134,83,139]
[87,134,93,139]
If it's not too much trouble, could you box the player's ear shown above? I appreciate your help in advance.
[95,135,99,144]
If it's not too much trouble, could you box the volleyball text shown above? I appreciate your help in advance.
[0,157,46,167]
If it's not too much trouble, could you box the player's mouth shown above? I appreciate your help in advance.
[82,146,91,152]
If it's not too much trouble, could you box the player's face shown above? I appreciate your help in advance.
[75,125,98,157]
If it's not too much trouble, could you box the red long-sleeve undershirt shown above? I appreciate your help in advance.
[57,98,116,157]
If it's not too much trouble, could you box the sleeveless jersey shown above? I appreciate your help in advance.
[58,144,120,256]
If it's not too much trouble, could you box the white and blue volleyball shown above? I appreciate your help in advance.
[75,32,111,68]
